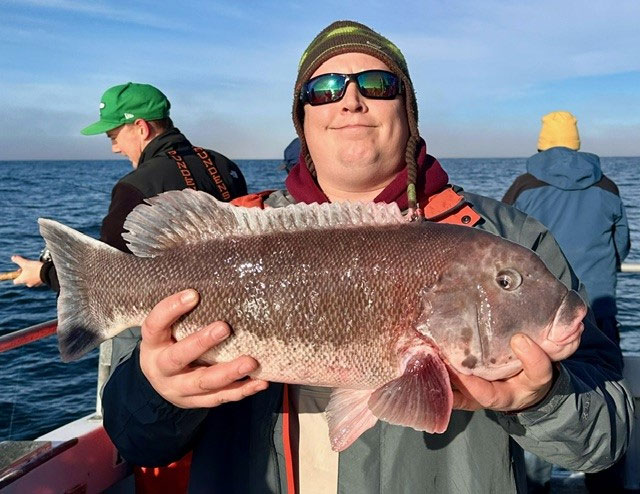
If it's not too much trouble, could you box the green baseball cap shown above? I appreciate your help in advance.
[80,82,171,135]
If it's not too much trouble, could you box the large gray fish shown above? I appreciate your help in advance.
[38,189,586,451]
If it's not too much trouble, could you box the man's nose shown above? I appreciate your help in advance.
[340,81,366,112]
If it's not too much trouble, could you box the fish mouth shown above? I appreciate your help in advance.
[547,289,587,345]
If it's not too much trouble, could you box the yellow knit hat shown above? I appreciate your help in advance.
[537,111,580,151]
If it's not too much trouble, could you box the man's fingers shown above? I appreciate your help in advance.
[11,255,26,267]
[10,256,43,286]
[541,336,581,362]
[198,355,260,390]
[175,355,260,395]
[448,335,557,413]
[449,369,498,410]
[451,390,481,411]
[12,272,24,285]
[141,289,200,347]
[178,379,269,409]
[157,321,231,375]
[511,334,553,386]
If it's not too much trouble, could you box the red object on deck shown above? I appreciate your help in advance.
[134,451,192,494]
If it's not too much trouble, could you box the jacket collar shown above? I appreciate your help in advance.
[138,128,191,167]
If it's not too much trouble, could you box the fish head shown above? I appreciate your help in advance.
[415,230,587,380]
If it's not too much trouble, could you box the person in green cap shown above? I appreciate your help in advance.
[100,23,631,494]
[11,82,247,291]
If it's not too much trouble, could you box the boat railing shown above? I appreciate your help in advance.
[0,320,111,418]
[621,262,640,273]
[0,319,57,354]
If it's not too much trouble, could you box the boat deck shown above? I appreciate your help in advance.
[1,416,638,493]
[0,325,638,493]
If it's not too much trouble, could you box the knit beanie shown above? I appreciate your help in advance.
[537,111,581,151]
[292,20,422,209]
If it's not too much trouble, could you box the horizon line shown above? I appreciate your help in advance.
[1,155,639,162]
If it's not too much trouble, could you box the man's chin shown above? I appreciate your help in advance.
[336,150,378,169]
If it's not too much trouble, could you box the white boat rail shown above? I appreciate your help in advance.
[621,262,640,273]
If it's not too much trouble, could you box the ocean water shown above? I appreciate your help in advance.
[0,157,638,441]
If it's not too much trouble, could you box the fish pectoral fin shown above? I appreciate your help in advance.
[326,388,378,452]
[368,350,453,433]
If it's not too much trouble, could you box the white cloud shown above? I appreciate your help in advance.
[2,0,191,30]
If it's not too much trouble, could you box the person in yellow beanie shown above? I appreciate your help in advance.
[503,111,630,493]
[537,110,581,151]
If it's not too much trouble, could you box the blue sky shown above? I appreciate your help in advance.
[1,0,639,159]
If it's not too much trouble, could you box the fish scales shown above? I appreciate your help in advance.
[86,223,462,388]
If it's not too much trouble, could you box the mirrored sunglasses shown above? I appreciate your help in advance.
[300,70,402,106]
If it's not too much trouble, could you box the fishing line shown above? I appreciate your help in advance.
[8,400,15,440]
[52,177,112,196]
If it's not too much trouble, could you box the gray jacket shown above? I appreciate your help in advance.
[102,186,633,493]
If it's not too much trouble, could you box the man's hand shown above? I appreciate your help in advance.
[139,289,269,409]
[449,334,560,412]
[11,255,44,287]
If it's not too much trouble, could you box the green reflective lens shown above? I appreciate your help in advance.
[303,70,401,106]
[356,71,398,98]
[307,74,347,105]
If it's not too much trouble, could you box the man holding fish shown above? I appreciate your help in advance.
[43,21,631,493]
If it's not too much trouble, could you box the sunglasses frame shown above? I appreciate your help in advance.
[300,69,402,106]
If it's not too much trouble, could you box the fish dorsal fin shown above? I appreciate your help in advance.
[122,189,405,257]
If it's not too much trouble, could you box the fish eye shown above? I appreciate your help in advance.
[496,269,523,291]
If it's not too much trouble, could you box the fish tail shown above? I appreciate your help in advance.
[38,218,120,362]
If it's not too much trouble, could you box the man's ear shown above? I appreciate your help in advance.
[134,118,152,140]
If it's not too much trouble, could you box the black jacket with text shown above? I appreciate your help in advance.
[40,128,247,291]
